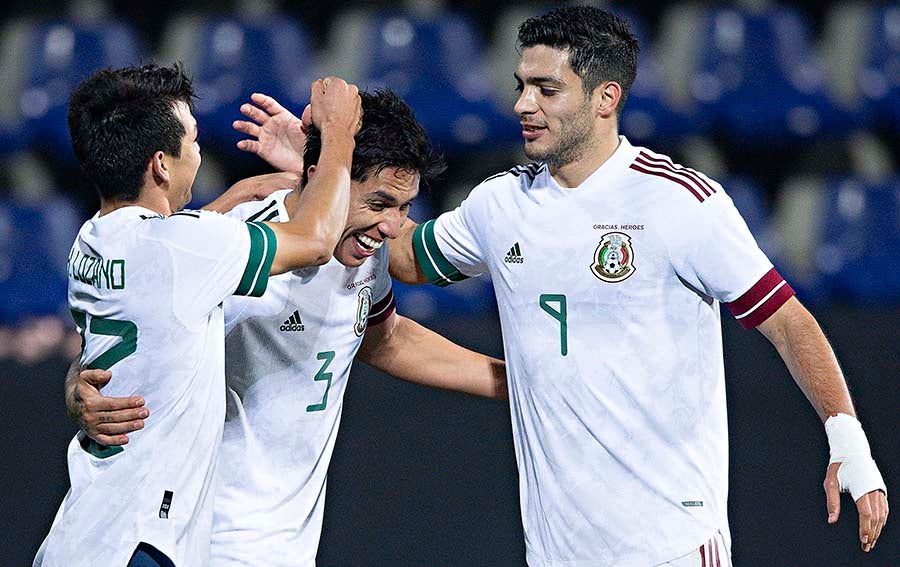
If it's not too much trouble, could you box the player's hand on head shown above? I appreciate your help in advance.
[824,461,889,552]
[69,368,149,447]
[309,77,362,138]
[233,92,306,172]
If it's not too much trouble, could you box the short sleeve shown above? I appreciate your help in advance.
[413,190,490,286]
[664,192,794,329]
[367,250,395,327]
[157,211,277,326]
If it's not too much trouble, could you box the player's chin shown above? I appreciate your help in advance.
[523,140,551,161]
[333,237,368,268]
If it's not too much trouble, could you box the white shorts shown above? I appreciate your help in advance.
[661,531,732,567]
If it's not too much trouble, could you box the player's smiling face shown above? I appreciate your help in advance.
[333,166,420,267]
[514,45,595,167]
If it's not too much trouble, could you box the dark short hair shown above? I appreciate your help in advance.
[302,89,445,188]
[67,63,195,202]
[517,6,639,113]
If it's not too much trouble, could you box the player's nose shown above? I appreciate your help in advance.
[514,88,538,115]
[378,208,404,239]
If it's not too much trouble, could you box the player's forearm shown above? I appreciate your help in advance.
[758,297,855,422]
[389,221,429,284]
[203,173,300,214]
[64,356,82,422]
[359,316,507,399]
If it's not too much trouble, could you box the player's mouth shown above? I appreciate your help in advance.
[353,232,383,256]
[521,123,547,141]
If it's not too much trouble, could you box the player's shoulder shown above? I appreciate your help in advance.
[226,189,291,222]
[478,162,548,190]
[625,145,725,209]
[479,162,547,186]
[140,208,247,250]
[463,162,549,209]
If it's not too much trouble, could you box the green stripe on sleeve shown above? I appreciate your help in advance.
[236,222,277,297]
[412,220,469,287]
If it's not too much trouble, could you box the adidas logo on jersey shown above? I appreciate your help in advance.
[280,310,305,332]
[504,242,524,264]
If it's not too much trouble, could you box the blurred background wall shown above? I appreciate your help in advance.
[0,0,897,565]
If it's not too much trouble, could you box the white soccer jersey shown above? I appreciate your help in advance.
[209,190,395,567]
[36,208,276,567]
[413,137,794,567]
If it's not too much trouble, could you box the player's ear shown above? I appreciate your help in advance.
[151,150,170,184]
[306,164,317,182]
[593,80,621,119]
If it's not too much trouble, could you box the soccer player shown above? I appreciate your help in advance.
[228,6,890,566]
[35,65,362,567]
[67,89,506,567]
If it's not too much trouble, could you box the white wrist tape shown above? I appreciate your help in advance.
[824,413,887,501]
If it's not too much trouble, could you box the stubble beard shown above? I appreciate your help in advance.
[523,100,594,168]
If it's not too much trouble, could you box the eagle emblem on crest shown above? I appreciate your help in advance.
[591,232,635,282]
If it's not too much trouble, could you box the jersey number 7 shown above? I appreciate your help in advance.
[70,309,138,370]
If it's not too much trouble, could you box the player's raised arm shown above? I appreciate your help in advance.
[263,78,362,274]
[203,172,301,213]
[356,311,507,399]
[756,297,888,552]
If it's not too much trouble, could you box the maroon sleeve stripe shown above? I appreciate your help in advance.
[637,151,717,196]
[368,290,395,326]
[726,268,795,329]
[629,162,706,202]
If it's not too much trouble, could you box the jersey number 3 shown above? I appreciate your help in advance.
[539,294,568,356]
[306,350,336,412]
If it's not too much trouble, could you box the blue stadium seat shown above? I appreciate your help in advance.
[722,176,779,259]
[815,176,900,303]
[0,197,81,323]
[860,5,900,133]
[690,6,854,146]
[18,19,144,164]
[611,8,698,143]
[353,11,518,152]
[180,15,316,162]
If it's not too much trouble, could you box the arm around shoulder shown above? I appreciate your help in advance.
[357,311,506,399]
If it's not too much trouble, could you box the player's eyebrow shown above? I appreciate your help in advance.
[366,190,399,205]
[366,190,416,207]
[514,72,564,87]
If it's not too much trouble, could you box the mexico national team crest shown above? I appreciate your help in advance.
[354,286,373,336]
[591,232,636,282]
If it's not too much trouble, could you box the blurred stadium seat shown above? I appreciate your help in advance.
[611,7,698,144]
[334,9,518,152]
[723,176,780,259]
[859,4,900,133]
[0,197,80,323]
[160,13,317,162]
[687,5,856,146]
[16,18,144,164]
[815,176,900,303]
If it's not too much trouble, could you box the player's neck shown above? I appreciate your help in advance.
[99,187,174,217]
[549,130,621,189]
[282,188,301,220]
